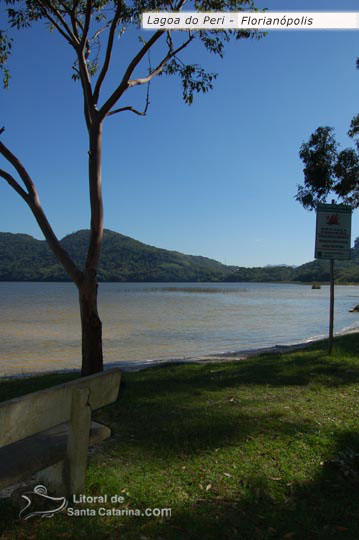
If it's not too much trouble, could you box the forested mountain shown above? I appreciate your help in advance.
[2,229,359,283]
[0,230,235,282]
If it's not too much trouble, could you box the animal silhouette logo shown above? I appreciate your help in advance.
[19,485,68,520]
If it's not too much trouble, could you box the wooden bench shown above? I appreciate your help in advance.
[0,368,121,496]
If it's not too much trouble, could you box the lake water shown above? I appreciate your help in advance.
[1,281,359,376]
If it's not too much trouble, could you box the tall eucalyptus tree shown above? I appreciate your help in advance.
[0,1,263,375]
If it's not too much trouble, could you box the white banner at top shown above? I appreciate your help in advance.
[142,12,359,30]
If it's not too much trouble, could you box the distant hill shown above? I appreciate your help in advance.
[224,239,359,283]
[0,230,236,282]
[1,229,359,283]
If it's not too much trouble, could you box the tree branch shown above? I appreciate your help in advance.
[0,168,30,203]
[34,1,94,132]
[27,198,84,286]
[0,139,39,200]
[127,33,194,88]
[70,1,96,130]
[107,105,146,117]
[35,0,79,46]
[107,80,151,117]
[98,0,190,119]
[79,0,92,49]
[91,23,111,43]
[0,138,83,285]
[93,2,122,105]
[98,29,164,119]
[127,58,168,88]
[77,48,95,130]
[57,0,80,40]
[174,0,187,8]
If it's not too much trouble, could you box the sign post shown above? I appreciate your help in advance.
[329,259,334,354]
[315,202,352,354]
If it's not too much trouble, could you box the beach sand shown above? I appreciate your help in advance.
[2,327,358,380]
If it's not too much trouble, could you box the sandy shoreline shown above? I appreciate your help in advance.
[2,327,358,380]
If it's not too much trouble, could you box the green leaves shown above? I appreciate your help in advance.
[296,50,359,211]
[296,127,338,209]
[348,114,359,150]
[0,30,12,89]
[163,59,218,105]
[6,1,44,29]
[296,125,359,210]
[334,148,359,206]
[1,1,265,100]
[198,31,228,58]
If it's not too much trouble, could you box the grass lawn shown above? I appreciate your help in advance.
[1,334,359,539]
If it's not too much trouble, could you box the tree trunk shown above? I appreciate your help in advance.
[78,273,103,376]
[78,118,104,376]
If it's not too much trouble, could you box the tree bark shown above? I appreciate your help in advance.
[78,273,103,376]
[86,120,104,272]
[79,118,104,376]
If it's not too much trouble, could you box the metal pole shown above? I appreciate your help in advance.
[329,259,334,355]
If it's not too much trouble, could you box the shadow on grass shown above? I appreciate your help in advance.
[131,431,359,540]
[91,377,350,469]
[1,430,358,539]
[103,405,320,460]
[1,334,359,537]
[122,334,359,399]
[93,335,359,459]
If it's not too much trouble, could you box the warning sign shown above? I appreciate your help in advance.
[315,203,352,260]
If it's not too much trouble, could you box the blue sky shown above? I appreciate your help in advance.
[1,0,359,267]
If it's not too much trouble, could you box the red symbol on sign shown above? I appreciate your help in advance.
[326,214,339,225]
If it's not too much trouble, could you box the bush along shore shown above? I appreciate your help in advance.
[1,333,359,539]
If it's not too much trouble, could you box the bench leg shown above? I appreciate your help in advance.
[63,387,91,496]
[34,462,65,496]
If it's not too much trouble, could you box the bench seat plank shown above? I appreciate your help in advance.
[0,421,110,490]
[0,369,121,448]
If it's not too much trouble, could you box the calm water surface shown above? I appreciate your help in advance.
[1,282,359,375]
